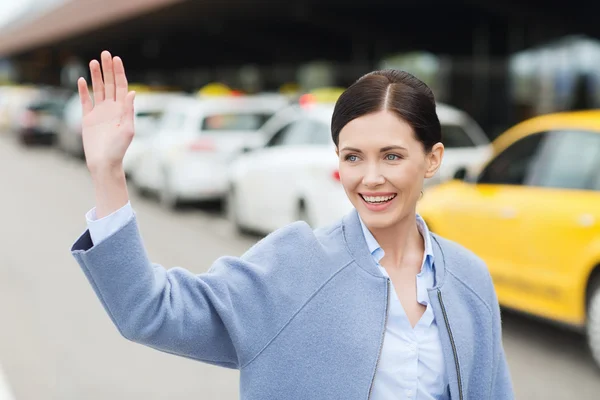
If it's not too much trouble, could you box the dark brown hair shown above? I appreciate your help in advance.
[331,69,441,152]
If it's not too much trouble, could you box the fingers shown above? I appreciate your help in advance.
[122,90,136,126]
[101,51,115,101]
[89,60,105,104]
[114,56,128,102]
[77,77,93,116]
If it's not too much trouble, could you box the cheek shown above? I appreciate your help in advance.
[383,162,423,187]
[338,164,361,189]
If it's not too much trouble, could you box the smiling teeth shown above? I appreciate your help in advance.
[362,194,396,203]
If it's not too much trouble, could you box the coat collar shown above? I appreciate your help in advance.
[341,208,447,288]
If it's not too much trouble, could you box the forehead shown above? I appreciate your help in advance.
[338,110,415,144]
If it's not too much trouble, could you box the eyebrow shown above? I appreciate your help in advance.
[340,145,408,153]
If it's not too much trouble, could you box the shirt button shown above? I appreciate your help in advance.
[407,390,413,397]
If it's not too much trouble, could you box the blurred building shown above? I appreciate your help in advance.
[0,0,599,136]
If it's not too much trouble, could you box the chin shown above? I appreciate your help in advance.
[353,192,407,229]
[357,208,401,230]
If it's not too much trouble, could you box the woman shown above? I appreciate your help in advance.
[72,51,513,400]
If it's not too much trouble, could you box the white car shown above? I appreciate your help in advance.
[123,92,184,177]
[131,93,289,208]
[226,100,492,235]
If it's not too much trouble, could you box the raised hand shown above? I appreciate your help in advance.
[77,51,136,174]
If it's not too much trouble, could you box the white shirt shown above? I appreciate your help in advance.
[360,215,450,400]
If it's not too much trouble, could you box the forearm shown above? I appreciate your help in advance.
[71,215,240,367]
[91,166,130,219]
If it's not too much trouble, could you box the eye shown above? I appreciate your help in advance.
[385,154,402,161]
[345,154,359,162]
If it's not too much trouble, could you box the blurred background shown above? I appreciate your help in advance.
[1,0,600,399]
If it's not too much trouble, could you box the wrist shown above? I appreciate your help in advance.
[90,163,125,183]
[90,165,130,219]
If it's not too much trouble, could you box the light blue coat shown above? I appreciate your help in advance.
[71,209,514,399]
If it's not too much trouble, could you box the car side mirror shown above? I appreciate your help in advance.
[453,167,468,181]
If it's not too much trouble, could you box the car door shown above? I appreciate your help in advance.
[256,119,317,230]
[439,132,549,303]
[237,121,296,230]
[140,108,188,190]
[294,119,345,227]
[514,130,600,323]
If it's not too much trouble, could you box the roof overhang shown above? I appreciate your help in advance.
[0,0,183,57]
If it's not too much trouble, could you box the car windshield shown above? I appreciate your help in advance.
[201,113,272,131]
[28,98,67,115]
[136,110,164,121]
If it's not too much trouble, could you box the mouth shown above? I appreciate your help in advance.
[359,193,397,205]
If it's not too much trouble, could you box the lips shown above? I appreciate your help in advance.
[358,192,398,212]
[359,193,397,204]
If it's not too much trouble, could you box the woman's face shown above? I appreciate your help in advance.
[337,110,443,230]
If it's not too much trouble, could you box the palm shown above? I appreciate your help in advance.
[77,51,136,172]
[82,101,133,163]
[84,101,129,130]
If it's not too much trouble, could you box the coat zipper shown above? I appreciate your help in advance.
[437,289,463,400]
[367,278,390,399]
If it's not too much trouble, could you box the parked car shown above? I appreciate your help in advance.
[417,109,600,369]
[132,92,290,208]
[16,90,72,146]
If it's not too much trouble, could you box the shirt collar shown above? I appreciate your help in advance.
[358,214,435,268]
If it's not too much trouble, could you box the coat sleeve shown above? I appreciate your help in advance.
[71,213,323,370]
[71,215,246,368]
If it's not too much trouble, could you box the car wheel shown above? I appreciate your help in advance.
[586,275,600,370]
[298,201,312,227]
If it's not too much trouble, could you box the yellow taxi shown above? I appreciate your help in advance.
[417,110,600,367]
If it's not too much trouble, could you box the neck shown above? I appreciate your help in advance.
[370,211,424,271]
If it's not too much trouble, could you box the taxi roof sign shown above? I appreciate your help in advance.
[197,83,235,97]
[279,82,300,95]
[128,83,181,93]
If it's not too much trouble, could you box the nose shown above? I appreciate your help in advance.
[362,164,385,188]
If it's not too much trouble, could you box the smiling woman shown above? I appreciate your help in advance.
[70,51,514,400]
[333,72,444,234]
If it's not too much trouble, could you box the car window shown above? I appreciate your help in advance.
[265,123,293,147]
[441,124,476,148]
[528,130,600,190]
[29,99,66,116]
[200,113,271,131]
[477,132,548,185]
[135,110,164,137]
[265,119,331,147]
[136,110,163,121]
[309,121,332,145]
[277,120,315,146]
